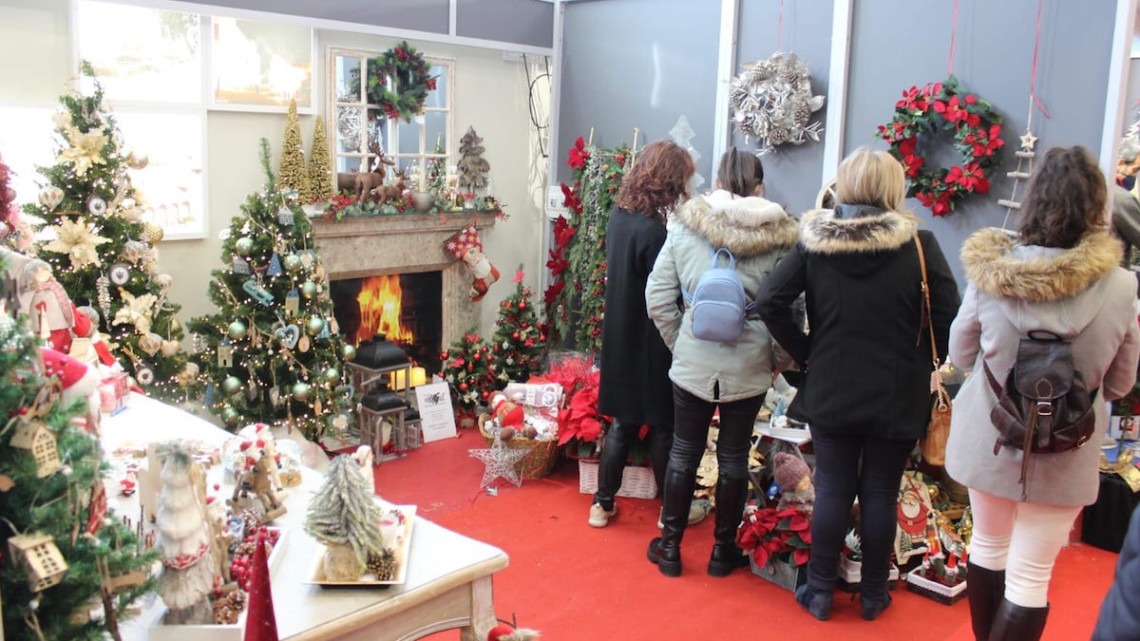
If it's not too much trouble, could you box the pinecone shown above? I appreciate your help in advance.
[792,100,812,126]
[367,548,398,580]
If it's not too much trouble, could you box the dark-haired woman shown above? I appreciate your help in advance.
[644,148,798,577]
[589,140,707,529]
[946,146,1140,641]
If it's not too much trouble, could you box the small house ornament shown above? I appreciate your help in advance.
[11,419,61,478]
[277,206,295,226]
[218,341,234,369]
[8,533,69,591]
[285,289,300,318]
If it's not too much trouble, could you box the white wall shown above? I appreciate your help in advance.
[0,0,548,336]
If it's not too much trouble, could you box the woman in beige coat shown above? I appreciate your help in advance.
[946,146,1140,641]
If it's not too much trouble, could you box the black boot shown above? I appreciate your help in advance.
[594,420,634,510]
[708,476,750,577]
[967,563,1006,640]
[987,599,1048,641]
[647,467,694,577]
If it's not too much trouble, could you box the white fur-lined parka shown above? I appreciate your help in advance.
[946,227,1140,506]
[645,189,797,403]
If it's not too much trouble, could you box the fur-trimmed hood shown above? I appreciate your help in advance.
[800,206,918,254]
[674,190,797,257]
[962,227,1122,302]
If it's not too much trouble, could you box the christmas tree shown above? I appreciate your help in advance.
[188,140,352,441]
[440,330,498,411]
[304,455,383,579]
[277,99,311,202]
[425,136,447,195]
[491,268,543,385]
[0,297,156,641]
[308,117,333,202]
[457,126,489,195]
[26,63,194,401]
[156,448,214,624]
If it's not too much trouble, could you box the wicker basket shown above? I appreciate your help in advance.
[478,414,561,479]
[577,459,658,499]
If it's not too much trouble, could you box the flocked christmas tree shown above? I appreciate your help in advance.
[0,291,156,641]
[457,126,489,195]
[307,117,333,202]
[491,267,543,385]
[26,63,194,401]
[188,139,352,441]
[304,455,383,581]
[440,329,498,410]
[277,99,311,202]
[426,136,447,195]
[155,448,214,624]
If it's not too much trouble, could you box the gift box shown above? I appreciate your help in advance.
[99,372,129,414]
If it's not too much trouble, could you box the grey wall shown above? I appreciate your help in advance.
[457,0,554,48]
[733,0,832,215]
[557,0,721,182]
[844,0,1117,286]
[1125,57,1140,136]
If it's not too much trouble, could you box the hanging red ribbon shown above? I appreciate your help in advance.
[1028,0,1050,119]
[947,0,960,76]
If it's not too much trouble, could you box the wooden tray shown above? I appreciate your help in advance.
[306,504,416,586]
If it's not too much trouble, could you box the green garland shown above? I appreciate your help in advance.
[349,41,437,123]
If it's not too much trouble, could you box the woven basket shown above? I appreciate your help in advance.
[577,459,658,499]
[478,414,561,479]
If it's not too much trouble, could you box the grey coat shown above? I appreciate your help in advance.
[646,190,798,403]
[945,228,1140,506]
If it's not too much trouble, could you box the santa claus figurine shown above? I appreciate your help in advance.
[40,346,102,433]
[487,623,540,641]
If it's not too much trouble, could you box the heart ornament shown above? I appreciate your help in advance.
[274,324,300,350]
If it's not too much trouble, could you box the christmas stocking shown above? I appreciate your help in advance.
[444,226,499,301]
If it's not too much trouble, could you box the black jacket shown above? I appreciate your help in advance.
[597,207,674,429]
[1093,504,1140,641]
[756,205,960,440]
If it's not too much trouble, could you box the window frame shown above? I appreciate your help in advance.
[326,46,455,193]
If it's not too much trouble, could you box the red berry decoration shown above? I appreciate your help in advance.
[440,351,449,360]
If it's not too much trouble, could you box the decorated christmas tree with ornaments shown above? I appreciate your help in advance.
[0,295,156,641]
[491,268,543,385]
[440,330,498,412]
[25,63,194,401]
[188,140,353,441]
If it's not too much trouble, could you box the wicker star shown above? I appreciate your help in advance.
[469,437,530,489]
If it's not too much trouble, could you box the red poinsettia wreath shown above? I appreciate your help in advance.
[875,76,1004,216]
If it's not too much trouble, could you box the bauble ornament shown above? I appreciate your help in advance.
[138,332,163,357]
[160,339,180,357]
[306,316,325,336]
[221,407,240,427]
[142,222,164,244]
[38,186,63,211]
[222,376,242,395]
[234,237,254,256]
[341,344,356,361]
[87,196,107,216]
[283,254,302,272]
[154,273,174,293]
[292,382,311,401]
[300,281,318,299]
[518,301,527,311]
[459,382,469,392]
[127,152,149,170]
[227,320,248,340]
[323,367,340,384]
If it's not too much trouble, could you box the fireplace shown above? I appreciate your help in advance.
[330,272,443,375]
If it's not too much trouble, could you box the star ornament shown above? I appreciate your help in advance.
[469,437,531,489]
[1019,130,1038,152]
[44,218,111,270]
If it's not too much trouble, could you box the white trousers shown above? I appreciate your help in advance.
[968,488,1082,608]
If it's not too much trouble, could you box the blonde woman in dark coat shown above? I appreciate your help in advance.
[946,146,1140,641]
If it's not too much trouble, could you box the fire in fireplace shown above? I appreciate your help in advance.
[330,272,443,375]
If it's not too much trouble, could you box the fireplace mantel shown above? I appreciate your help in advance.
[310,212,498,345]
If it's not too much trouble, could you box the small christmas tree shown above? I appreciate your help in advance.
[308,117,333,202]
[277,99,311,201]
[26,62,194,402]
[440,330,498,410]
[304,455,383,581]
[457,126,489,195]
[491,268,543,385]
[426,136,447,195]
[156,448,214,624]
[0,293,156,641]
[188,140,352,441]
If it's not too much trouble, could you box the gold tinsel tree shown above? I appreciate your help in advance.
[308,117,333,202]
[278,99,311,201]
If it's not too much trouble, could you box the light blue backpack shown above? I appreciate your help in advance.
[681,244,755,343]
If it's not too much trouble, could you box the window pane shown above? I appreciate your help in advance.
[425,111,448,154]
[396,157,419,182]
[367,110,388,155]
[396,120,421,155]
[425,64,449,109]
[336,106,363,153]
[76,1,201,104]
[336,55,362,103]
[211,18,313,109]
[0,107,55,207]
[114,111,205,239]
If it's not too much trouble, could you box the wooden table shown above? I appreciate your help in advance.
[104,394,509,641]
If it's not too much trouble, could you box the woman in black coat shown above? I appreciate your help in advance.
[756,148,960,621]
[1093,505,1140,640]
[589,140,697,529]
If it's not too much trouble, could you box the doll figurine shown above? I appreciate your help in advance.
[22,259,77,353]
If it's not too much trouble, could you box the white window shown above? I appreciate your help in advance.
[329,48,454,192]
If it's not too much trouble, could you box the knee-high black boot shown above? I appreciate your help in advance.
[647,467,694,577]
[708,476,750,577]
[987,599,1048,641]
[594,420,634,510]
[967,563,1006,640]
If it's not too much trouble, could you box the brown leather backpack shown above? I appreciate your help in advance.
[983,330,1098,491]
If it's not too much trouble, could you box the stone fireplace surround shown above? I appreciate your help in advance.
[310,212,498,347]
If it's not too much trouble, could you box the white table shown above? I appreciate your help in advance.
[104,394,508,641]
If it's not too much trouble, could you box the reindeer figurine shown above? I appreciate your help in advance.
[374,168,408,206]
[335,150,396,202]
[229,449,287,523]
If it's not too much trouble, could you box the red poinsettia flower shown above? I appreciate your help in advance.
[567,136,590,170]
[965,94,979,105]
[560,182,582,214]
[426,78,437,91]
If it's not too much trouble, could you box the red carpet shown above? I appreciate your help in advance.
[373,432,1120,640]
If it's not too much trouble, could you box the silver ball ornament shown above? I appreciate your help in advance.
[300,281,318,299]
[227,320,248,340]
[222,376,242,395]
[292,382,311,401]
[235,237,254,256]
[306,316,325,336]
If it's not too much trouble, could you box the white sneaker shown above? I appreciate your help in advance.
[588,503,616,528]
[656,500,713,529]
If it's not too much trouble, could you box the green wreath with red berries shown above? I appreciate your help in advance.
[874,76,1004,216]
[358,41,437,122]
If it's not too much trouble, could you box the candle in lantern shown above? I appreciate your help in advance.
[410,367,426,388]
[390,367,428,390]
